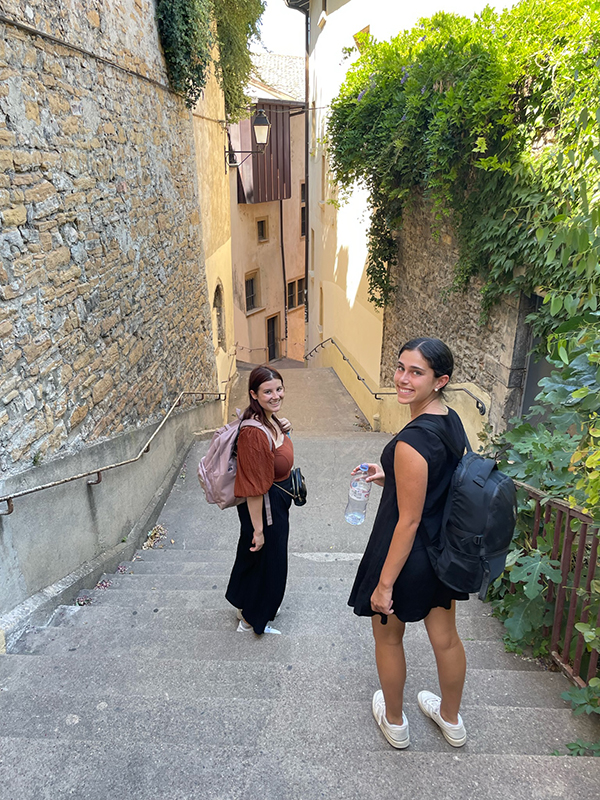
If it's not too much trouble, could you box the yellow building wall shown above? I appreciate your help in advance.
[192,65,235,411]
[306,0,507,435]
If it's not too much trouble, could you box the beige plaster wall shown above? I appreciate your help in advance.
[230,108,305,364]
[192,64,235,397]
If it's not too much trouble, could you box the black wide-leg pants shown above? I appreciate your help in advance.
[225,475,293,634]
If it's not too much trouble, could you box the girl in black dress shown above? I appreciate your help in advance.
[348,338,469,749]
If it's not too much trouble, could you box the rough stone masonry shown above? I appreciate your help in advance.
[0,0,216,479]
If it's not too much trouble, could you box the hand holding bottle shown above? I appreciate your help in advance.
[345,464,372,525]
[351,462,385,487]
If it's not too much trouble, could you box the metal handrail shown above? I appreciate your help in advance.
[513,482,599,687]
[235,338,287,354]
[305,337,486,414]
[0,389,226,516]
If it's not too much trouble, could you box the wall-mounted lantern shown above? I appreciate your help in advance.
[226,109,271,168]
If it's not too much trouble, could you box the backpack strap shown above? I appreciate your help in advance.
[401,417,467,550]
[403,417,469,459]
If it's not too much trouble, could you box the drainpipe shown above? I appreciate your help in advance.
[279,198,288,358]
[304,9,310,325]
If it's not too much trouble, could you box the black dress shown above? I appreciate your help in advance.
[348,409,469,622]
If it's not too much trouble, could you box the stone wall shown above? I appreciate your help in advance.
[0,1,217,479]
[380,192,533,432]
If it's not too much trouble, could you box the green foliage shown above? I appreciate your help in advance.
[495,315,600,521]
[565,739,600,756]
[488,538,558,655]
[212,0,265,122]
[155,0,213,108]
[155,0,265,118]
[561,678,600,716]
[575,622,600,652]
[327,0,600,325]
[553,737,600,757]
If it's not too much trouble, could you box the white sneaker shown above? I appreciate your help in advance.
[417,690,467,747]
[262,625,281,635]
[236,619,281,635]
[372,690,410,749]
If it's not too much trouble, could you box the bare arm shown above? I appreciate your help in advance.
[246,495,264,552]
[370,441,428,615]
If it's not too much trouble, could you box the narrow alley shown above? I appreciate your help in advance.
[0,366,599,799]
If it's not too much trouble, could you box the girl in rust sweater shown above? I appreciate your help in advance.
[225,366,294,635]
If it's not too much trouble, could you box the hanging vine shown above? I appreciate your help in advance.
[155,0,265,119]
[327,0,600,335]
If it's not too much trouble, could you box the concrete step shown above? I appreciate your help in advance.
[46,602,505,642]
[0,737,599,799]
[88,571,358,594]
[74,583,492,622]
[0,687,597,756]
[11,624,542,673]
[118,553,363,577]
[0,653,571,709]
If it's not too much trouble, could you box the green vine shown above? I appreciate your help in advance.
[155,0,265,119]
[212,0,266,123]
[327,0,600,331]
[155,0,213,109]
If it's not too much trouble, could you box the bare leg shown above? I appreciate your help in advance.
[423,602,466,724]
[371,614,407,725]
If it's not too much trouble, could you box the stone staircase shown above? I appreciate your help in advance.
[1,369,599,798]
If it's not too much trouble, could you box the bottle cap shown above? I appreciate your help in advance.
[359,463,368,471]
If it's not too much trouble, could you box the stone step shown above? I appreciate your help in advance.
[0,687,597,756]
[90,571,358,594]
[119,553,364,577]
[0,652,572,709]
[11,624,542,673]
[46,602,505,642]
[74,584,491,618]
[0,737,599,798]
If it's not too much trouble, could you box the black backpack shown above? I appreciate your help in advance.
[407,419,517,600]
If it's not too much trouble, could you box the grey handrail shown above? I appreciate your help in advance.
[0,389,226,516]
[305,337,486,415]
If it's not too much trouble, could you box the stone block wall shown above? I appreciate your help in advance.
[380,192,533,432]
[0,2,217,479]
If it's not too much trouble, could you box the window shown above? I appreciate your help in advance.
[287,278,305,310]
[267,314,280,361]
[245,272,259,312]
[287,281,297,310]
[257,218,268,242]
[300,182,306,238]
[213,284,226,350]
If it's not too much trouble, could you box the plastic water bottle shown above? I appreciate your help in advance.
[345,464,371,525]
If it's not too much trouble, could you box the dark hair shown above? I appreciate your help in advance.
[398,337,454,395]
[241,365,285,434]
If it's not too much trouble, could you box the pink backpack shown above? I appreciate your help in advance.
[197,415,275,510]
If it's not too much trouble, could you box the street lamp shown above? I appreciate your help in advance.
[225,109,271,168]
[252,109,270,147]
